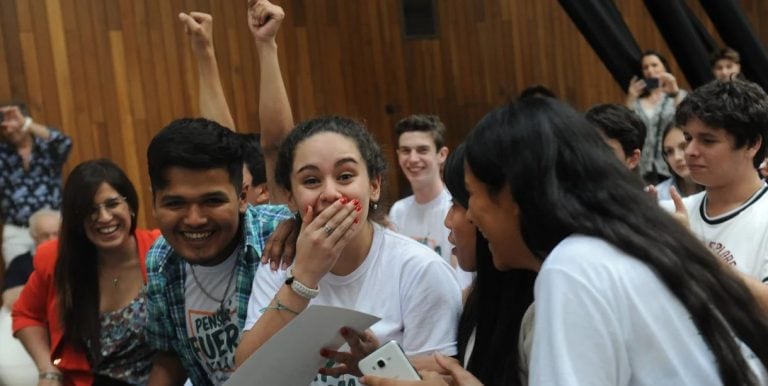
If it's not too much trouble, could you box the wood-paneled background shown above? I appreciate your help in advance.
[1,0,767,229]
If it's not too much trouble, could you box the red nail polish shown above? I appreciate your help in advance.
[352,199,360,206]
[355,205,362,212]
[354,217,359,224]
[340,197,348,204]
[320,348,329,356]
[340,327,349,336]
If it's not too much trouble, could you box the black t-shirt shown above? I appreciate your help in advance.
[3,251,33,291]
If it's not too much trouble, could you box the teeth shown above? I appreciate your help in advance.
[97,226,118,234]
[183,231,212,240]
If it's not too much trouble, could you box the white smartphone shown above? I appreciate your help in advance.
[359,340,421,381]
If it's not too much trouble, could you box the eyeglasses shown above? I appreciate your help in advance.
[88,196,127,221]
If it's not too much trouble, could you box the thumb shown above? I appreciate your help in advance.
[178,12,192,24]
[435,354,481,385]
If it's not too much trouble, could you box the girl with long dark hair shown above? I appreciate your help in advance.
[444,143,537,385]
[465,98,768,385]
[13,159,160,386]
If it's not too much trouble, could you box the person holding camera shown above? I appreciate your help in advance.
[625,50,687,184]
[0,102,72,266]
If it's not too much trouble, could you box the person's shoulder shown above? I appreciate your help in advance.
[248,203,293,222]
[146,235,175,270]
[390,195,415,211]
[544,235,633,272]
[136,228,162,244]
[32,238,60,273]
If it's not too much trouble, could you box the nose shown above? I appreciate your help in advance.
[318,181,342,206]
[672,148,685,162]
[685,140,699,158]
[406,150,419,163]
[183,205,208,227]
[94,205,114,222]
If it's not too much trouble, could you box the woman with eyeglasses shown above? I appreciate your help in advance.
[12,159,160,386]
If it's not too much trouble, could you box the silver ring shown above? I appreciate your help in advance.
[322,224,334,235]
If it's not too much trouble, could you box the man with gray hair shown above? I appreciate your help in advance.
[1,209,60,308]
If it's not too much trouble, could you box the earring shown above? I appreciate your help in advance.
[370,201,378,211]
[131,212,136,218]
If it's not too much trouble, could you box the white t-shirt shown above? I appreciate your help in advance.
[389,189,474,288]
[660,184,768,282]
[184,252,240,385]
[530,235,767,386]
[245,224,462,386]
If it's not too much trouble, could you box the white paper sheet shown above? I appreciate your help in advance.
[224,305,380,386]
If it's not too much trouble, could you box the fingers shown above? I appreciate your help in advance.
[282,222,298,269]
[263,217,299,270]
[435,353,481,385]
[317,351,353,378]
[339,327,374,357]
[178,11,212,39]
[669,186,690,229]
[670,186,686,213]
[644,184,658,200]
[310,197,359,237]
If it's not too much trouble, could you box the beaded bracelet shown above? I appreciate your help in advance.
[259,299,299,315]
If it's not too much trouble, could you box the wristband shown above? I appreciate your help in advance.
[21,117,33,133]
[39,371,64,382]
[285,267,319,299]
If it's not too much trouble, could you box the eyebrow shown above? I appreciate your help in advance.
[296,157,360,174]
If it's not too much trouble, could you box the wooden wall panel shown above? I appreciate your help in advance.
[1,0,767,228]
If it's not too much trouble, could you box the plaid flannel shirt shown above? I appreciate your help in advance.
[145,204,293,385]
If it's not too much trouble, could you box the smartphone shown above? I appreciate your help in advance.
[359,341,421,381]
[644,77,660,91]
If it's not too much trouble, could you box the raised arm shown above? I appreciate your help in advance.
[179,12,236,131]
[249,0,293,204]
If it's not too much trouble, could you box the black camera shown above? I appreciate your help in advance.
[376,359,386,368]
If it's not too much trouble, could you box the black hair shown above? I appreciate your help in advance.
[711,47,741,67]
[585,103,647,155]
[240,133,267,186]
[54,159,139,355]
[147,118,243,194]
[518,84,556,100]
[465,97,768,385]
[676,79,768,168]
[395,114,446,150]
[445,143,536,386]
[0,100,29,116]
[639,49,671,75]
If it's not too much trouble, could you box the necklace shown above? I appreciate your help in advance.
[189,258,238,320]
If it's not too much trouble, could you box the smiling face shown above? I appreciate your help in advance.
[663,127,690,179]
[443,200,477,271]
[289,132,380,223]
[153,167,246,266]
[641,54,667,79]
[84,183,134,253]
[682,118,760,188]
[464,164,537,271]
[397,131,447,187]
